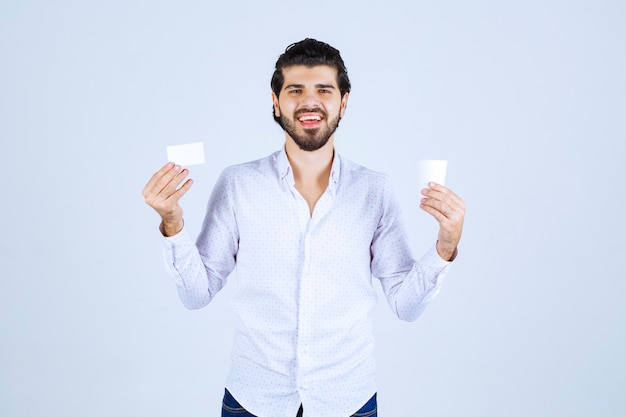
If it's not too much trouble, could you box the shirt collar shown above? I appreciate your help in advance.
[276,147,341,187]
[277,147,292,181]
[329,149,341,186]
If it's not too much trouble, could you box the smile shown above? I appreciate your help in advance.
[297,114,322,122]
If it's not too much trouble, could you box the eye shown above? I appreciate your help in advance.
[319,89,330,94]
[288,89,301,94]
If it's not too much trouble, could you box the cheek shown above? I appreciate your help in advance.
[278,101,295,118]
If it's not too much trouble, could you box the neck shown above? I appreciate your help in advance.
[284,136,334,186]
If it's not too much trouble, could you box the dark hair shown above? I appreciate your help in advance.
[271,38,351,125]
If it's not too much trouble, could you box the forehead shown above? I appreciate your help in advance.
[281,65,339,88]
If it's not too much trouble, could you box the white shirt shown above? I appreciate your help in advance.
[162,148,452,417]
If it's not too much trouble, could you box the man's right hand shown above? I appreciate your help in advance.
[142,162,193,237]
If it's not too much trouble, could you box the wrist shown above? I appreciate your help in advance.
[436,241,458,261]
[160,218,184,237]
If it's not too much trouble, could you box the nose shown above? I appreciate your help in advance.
[299,89,321,109]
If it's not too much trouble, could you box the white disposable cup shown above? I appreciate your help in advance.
[417,160,448,196]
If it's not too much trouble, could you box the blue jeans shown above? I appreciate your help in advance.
[221,388,377,417]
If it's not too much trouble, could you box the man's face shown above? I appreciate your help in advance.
[272,65,348,152]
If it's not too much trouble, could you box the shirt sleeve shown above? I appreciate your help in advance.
[161,169,239,309]
[370,177,452,322]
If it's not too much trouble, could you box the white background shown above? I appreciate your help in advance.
[1,0,625,416]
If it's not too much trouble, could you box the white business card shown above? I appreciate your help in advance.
[166,142,205,166]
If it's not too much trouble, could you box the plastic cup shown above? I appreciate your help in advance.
[417,160,448,196]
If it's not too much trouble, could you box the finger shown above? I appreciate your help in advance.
[166,178,194,204]
[148,165,187,199]
[423,183,453,201]
[430,183,465,206]
[420,200,449,224]
[147,175,193,218]
[155,167,190,199]
[421,198,455,221]
[422,183,465,211]
[422,194,466,226]
[420,202,464,247]
[142,163,175,197]
[143,167,190,212]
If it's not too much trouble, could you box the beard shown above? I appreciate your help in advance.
[280,108,341,152]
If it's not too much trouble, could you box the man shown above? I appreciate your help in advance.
[142,39,465,417]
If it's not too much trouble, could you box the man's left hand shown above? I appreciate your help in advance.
[420,182,466,261]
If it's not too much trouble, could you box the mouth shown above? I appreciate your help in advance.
[296,112,323,129]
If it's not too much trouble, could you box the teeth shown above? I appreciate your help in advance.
[299,115,321,121]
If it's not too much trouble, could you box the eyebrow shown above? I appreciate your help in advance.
[284,83,337,90]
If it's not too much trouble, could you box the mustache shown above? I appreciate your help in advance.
[294,108,327,118]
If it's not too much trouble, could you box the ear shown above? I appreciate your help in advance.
[272,92,280,117]
[339,92,349,118]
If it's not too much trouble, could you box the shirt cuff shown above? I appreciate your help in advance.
[421,243,454,270]
[160,226,197,284]
[161,225,192,245]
